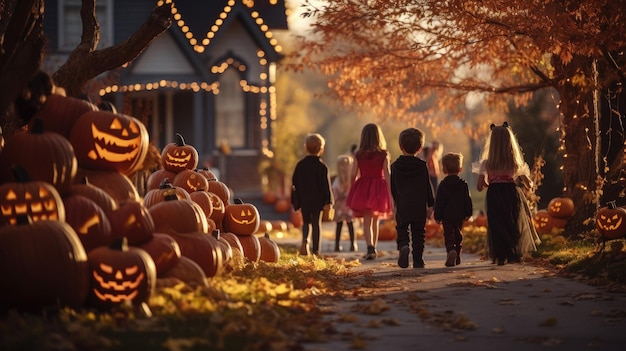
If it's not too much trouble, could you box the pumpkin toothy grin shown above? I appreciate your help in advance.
[86,123,141,162]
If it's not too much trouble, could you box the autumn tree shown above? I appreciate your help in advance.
[0,0,173,133]
[293,0,626,234]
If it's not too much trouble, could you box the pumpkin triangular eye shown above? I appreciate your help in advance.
[100,263,113,274]
[240,209,246,216]
[247,210,252,216]
[25,191,32,200]
[39,187,49,198]
[129,120,139,134]
[181,151,187,156]
[5,190,16,200]
[125,266,138,275]
[110,118,122,130]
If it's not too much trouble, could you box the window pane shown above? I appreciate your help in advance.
[215,69,245,148]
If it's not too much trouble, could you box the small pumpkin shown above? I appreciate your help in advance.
[87,238,156,310]
[160,256,208,288]
[596,201,626,240]
[195,167,218,181]
[207,179,230,205]
[143,178,191,208]
[207,192,225,230]
[173,169,209,193]
[262,191,278,205]
[212,230,233,263]
[379,219,398,241]
[223,198,260,235]
[161,133,199,173]
[146,169,178,191]
[189,190,214,221]
[290,210,303,228]
[255,219,273,234]
[273,198,291,213]
[258,232,280,263]
[533,209,568,235]
[236,234,261,262]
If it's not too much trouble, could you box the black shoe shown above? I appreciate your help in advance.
[363,245,377,260]
[413,259,425,268]
[456,255,461,265]
[497,258,506,266]
[445,250,457,267]
[334,244,343,252]
[398,246,409,268]
[350,242,358,252]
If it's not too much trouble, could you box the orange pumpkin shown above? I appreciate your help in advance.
[173,169,209,193]
[223,198,260,235]
[533,209,568,235]
[207,179,230,205]
[290,210,303,228]
[146,169,178,191]
[258,232,280,263]
[547,197,575,218]
[596,201,626,240]
[255,219,273,234]
[137,233,181,276]
[69,111,149,176]
[69,177,119,214]
[160,256,208,288]
[149,198,209,235]
[76,169,141,203]
[161,133,199,173]
[237,234,261,262]
[143,178,191,208]
[108,200,155,245]
[220,232,244,257]
[32,94,98,138]
[189,190,214,221]
[378,220,398,241]
[168,231,223,278]
[262,191,278,205]
[274,198,291,213]
[63,194,113,253]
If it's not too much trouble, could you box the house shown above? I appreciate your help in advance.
[42,0,290,195]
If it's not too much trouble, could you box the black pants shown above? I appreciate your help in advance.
[302,209,322,254]
[441,219,463,253]
[395,220,426,259]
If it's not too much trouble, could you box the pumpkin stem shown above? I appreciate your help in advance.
[10,165,32,183]
[264,232,270,239]
[212,229,220,240]
[111,237,129,252]
[234,198,243,205]
[175,133,186,146]
[159,178,174,189]
[607,200,617,209]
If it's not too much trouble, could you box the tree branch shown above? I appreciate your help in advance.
[54,2,173,97]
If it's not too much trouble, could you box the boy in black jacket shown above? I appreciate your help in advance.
[291,133,333,256]
[390,128,435,268]
[434,153,473,267]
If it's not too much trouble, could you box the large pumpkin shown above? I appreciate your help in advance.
[596,201,626,240]
[149,198,209,235]
[236,234,261,262]
[0,216,90,312]
[69,111,149,175]
[223,199,260,235]
[63,194,113,253]
[87,238,156,310]
[547,197,575,218]
[220,232,244,257]
[69,177,119,214]
[161,256,208,288]
[161,133,199,173]
[137,233,181,276]
[76,169,141,203]
[108,200,155,245]
[0,167,66,226]
[32,94,98,138]
[168,231,223,278]
[0,118,77,196]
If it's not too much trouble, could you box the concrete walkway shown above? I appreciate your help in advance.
[278,228,626,351]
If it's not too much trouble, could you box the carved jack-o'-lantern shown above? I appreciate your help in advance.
[108,200,155,245]
[596,201,626,240]
[207,192,225,229]
[161,133,199,173]
[69,111,149,175]
[223,198,260,235]
[0,167,65,226]
[533,209,568,235]
[547,197,575,219]
[63,194,113,253]
[87,238,156,309]
[173,169,208,193]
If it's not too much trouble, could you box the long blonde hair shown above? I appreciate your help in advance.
[480,123,526,174]
[334,155,353,192]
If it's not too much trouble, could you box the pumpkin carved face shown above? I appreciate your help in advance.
[70,111,149,175]
[162,133,199,173]
[223,199,260,235]
[596,202,626,240]
[173,170,208,193]
[0,175,65,226]
[87,239,156,308]
[547,197,575,218]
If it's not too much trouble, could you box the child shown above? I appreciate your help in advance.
[346,123,394,260]
[390,127,435,268]
[434,153,473,267]
[332,154,357,252]
[475,122,540,265]
[291,133,333,256]
[426,141,443,194]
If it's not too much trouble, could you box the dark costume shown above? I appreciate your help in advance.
[433,174,473,263]
[291,155,333,254]
[390,155,435,267]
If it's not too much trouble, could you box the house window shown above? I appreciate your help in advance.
[215,68,245,148]
[58,0,113,51]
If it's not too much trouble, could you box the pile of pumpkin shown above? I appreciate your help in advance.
[0,93,280,314]
[532,196,575,235]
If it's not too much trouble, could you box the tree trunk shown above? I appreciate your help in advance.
[556,76,598,236]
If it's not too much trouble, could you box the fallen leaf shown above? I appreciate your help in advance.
[539,317,558,327]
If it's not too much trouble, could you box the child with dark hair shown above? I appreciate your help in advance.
[390,127,434,268]
[434,152,473,267]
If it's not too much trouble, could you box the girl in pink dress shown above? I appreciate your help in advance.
[346,123,394,259]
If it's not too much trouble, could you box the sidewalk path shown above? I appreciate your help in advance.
[279,234,626,351]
